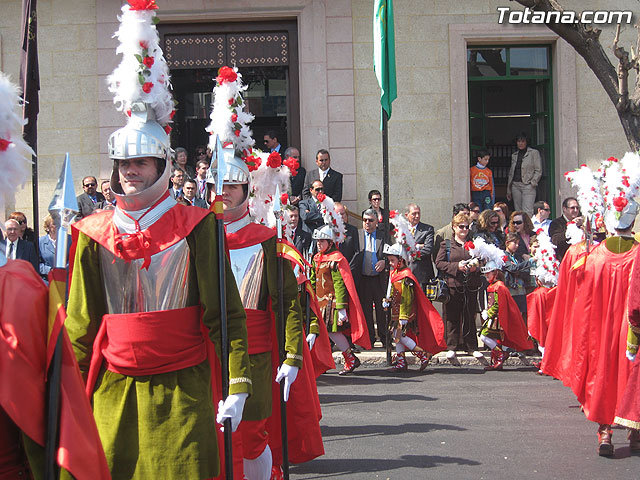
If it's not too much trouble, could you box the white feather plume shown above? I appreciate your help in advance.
[107,4,174,125]
[531,231,559,286]
[467,236,506,270]
[389,211,420,262]
[248,150,291,227]
[0,72,33,213]
[318,194,346,244]
[565,221,584,245]
[205,67,255,156]
[563,163,604,228]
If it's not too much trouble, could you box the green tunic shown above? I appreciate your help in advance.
[242,236,304,421]
[65,214,251,480]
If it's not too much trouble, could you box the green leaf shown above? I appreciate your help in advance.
[138,73,145,85]
[134,54,143,63]
[152,16,159,25]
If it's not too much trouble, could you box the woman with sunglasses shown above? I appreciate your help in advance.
[361,189,388,228]
[493,202,510,233]
[508,211,536,261]
[435,212,484,363]
[474,210,504,248]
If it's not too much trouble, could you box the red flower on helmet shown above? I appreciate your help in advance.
[216,66,238,85]
[244,155,261,172]
[139,41,149,49]
[613,196,628,212]
[234,129,241,137]
[280,193,289,205]
[231,113,238,122]
[142,56,154,68]
[0,138,11,151]
[283,156,299,177]
[316,193,326,203]
[142,82,153,93]
[389,210,397,219]
[128,0,158,10]
[608,156,619,163]
[267,152,282,169]
[463,241,475,251]
[622,177,631,188]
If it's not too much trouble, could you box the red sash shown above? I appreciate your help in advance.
[86,305,206,395]
[245,309,273,354]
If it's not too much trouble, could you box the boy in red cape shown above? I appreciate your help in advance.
[382,234,446,372]
[311,224,371,375]
[479,259,533,371]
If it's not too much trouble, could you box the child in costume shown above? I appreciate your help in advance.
[470,149,494,211]
[382,211,446,372]
[311,198,371,375]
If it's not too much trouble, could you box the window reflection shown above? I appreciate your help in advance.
[467,48,507,77]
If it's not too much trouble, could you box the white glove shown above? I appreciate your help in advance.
[216,392,248,432]
[627,350,637,363]
[382,299,390,309]
[306,333,317,351]
[481,310,489,321]
[337,309,348,325]
[399,319,408,327]
[275,363,299,402]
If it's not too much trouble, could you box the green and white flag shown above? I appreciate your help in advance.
[373,0,397,127]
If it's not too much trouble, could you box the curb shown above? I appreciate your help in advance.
[332,349,541,367]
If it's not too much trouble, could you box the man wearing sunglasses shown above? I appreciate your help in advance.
[549,197,582,261]
[532,201,552,235]
[76,175,106,219]
[299,180,327,234]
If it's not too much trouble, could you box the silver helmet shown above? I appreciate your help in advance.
[480,259,500,273]
[205,144,250,222]
[312,224,335,241]
[383,242,404,258]
[108,103,172,211]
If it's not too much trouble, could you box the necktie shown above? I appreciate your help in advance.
[8,242,14,259]
[369,233,378,268]
[199,180,205,197]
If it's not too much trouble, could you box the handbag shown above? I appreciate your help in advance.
[425,239,451,303]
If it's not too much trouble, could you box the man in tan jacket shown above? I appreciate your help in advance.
[506,132,542,216]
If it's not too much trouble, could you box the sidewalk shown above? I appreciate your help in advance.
[332,344,541,367]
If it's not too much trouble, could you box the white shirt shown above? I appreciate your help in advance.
[5,240,17,260]
[319,167,328,182]
[532,217,551,235]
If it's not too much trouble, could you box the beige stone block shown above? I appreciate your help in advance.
[329,121,355,148]
[38,127,83,155]
[37,52,53,81]
[96,49,119,75]
[0,0,21,28]
[397,67,449,95]
[99,101,125,129]
[299,0,327,64]
[53,100,97,129]
[328,69,354,95]
[51,0,97,24]
[327,43,353,69]
[39,25,79,52]
[97,22,119,49]
[96,0,125,22]
[328,95,355,122]
[52,50,97,77]
[99,126,113,154]
[98,75,112,101]
[326,16,353,44]
[326,0,351,18]
[301,126,328,165]
[354,93,380,123]
[432,0,490,15]
[80,75,98,102]
[300,63,328,126]
[351,12,372,44]
[351,0,371,17]
[328,147,356,174]
[352,42,373,70]
[395,41,449,69]
[353,68,380,96]
[341,173,357,202]
[391,94,450,125]
[402,14,458,41]
[81,127,100,155]
[355,118,381,151]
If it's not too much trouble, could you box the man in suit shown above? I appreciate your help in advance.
[299,180,326,234]
[335,202,359,263]
[350,209,387,347]
[263,130,284,154]
[76,176,105,219]
[549,197,582,261]
[405,203,435,290]
[195,159,210,204]
[182,178,208,208]
[288,206,312,256]
[3,219,37,272]
[284,147,306,206]
[302,149,343,202]
[96,180,116,210]
[169,167,185,199]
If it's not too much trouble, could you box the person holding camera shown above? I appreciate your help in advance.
[435,212,484,364]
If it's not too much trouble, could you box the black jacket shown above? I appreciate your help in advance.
[2,238,38,272]
[339,223,359,263]
[409,221,435,284]
[76,192,106,219]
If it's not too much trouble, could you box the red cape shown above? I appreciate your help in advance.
[526,286,557,348]
[487,280,533,352]
[0,260,110,480]
[313,249,372,350]
[545,242,635,424]
[390,267,446,354]
[541,243,587,382]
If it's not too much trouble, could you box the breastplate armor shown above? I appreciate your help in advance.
[100,239,191,314]
[229,243,264,310]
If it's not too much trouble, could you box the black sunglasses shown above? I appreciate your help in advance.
[313,187,324,191]
[84,182,96,187]
[456,224,470,230]
[513,220,523,225]
[363,218,376,223]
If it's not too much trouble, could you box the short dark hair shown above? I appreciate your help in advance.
[284,147,299,158]
[505,232,520,245]
[516,131,528,142]
[368,189,381,201]
[533,200,548,215]
[289,205,300,213]
[82,176,97,186]
[195,159,209,170]
[172,167,185,177]
[362,208,378,220]
[316,149,330,159]
[264,130,278,141]
[452,203,469,216]
[562,197,578,209]
[476,149,490,159]
[183,178,196,187]
[468,201,480,211]
[175,147,187,156]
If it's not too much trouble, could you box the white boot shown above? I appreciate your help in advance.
[243,445,272,480]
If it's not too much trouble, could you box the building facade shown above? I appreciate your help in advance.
[0,0,634,229]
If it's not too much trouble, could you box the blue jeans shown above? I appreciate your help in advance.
[471,190,493,211]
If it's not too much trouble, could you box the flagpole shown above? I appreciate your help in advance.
[381,108,392,366]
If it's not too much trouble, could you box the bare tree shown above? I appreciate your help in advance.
[512,0,640,150]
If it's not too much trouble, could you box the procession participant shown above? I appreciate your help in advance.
[382,211,446,372]
[543,156,638,456]
[205,66,321,479]
[465,238,533,371]
[0,71,110,480]
[526,231,560,373]
[310,194,371,375]
[65,5,251,479]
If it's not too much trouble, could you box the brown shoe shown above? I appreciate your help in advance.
[629,429,640,452]
[597,425,614,457]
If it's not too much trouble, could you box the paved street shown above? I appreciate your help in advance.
[291,364,638,480]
